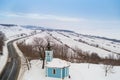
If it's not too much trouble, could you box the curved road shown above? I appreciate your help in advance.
[0,41,21,80]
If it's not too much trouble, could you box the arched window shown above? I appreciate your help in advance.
[48,53,49,56]
[53,69,56,74]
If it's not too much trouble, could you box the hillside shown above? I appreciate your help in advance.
[0,24,120,59]
[0,24,120,80]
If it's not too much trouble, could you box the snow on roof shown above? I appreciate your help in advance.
[46,58,70,68]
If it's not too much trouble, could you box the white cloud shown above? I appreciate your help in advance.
[0,12,120,39]
[1,13,83,22]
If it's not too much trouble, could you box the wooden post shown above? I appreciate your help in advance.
[26,57,30,70]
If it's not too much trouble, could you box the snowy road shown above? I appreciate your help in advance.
[0,41,21,80]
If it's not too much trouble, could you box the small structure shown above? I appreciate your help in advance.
[45,42,70,79]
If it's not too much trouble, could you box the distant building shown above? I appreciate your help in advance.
[45,42,70,79]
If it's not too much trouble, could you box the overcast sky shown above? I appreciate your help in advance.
[0,0,120,39]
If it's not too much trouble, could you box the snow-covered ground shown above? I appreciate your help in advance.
[1,25,119,59]
[22,59,120,80]
[50,31,116,58]
[0,25,32,39]
[24,31,119,58]
[0,41,8,75]
[59,31,120,54]
[19,30,120,80]
[0,25,33,75]
[0,25,120,80]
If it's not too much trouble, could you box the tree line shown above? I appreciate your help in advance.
[17,36,120,66]
[0,31,5,52]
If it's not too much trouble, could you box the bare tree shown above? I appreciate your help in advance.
[103,64,114,76]
[33,37,44,59]
[33,37,47,69]
[52,43,68,60]
[0,31,5,53]
[17,41,39,60]
[52,43,61,58]
[61,44,68,60]
[117,55,120,61]
[33,36,55,69]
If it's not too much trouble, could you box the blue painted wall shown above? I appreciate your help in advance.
[47,68,62,78]
[45,51,53,62]
[46,67,69,79]
[62,67,69,78]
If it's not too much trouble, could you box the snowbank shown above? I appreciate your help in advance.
[13,41,28,80]
[0,38,26,77]
[0,41,8,75]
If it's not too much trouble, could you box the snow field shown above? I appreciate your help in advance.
[23,31,120,59]
[22,59,120,80]
[0,41,8,75]
[50,31,118,58]
[0,25,32,39]
[60,32,120,54]
[1,25,120,80]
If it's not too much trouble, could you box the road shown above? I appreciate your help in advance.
[0,41,21,80]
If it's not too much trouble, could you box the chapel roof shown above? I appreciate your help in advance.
[46,58,70,68]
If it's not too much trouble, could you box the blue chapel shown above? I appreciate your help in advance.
[45,42,70,79]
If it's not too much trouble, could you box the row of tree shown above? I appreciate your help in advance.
[17,35,120,77]
[0,31,5,53]
[17,36,120,68]
[72,46,120,65]
[17,36,69,68]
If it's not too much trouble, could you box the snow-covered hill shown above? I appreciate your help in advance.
[0,24,32,39]
[1,24,120,80]
[0,24,120,58]
[22,30,120,59]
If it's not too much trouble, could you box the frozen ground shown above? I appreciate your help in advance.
[22,60,120,80]
[20,30,120,80]
[0,25,120,80]
[0,25,32,39]
[0,41,8,75]
[0,25,33,75]
[24,31,119,58]
[59,31,120,54]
